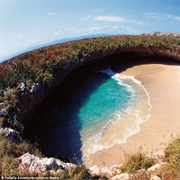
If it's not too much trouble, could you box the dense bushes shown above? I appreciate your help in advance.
[120,152,155,173]
[0,134,43,177]
[0,35,179,91]
[162,137,180,177]
[0,61,36,89]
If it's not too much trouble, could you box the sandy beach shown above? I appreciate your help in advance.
[84,58,180,168]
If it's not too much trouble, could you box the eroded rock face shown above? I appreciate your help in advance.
[17,153,77,174]
[147,162,166,172]
[0,127,22,143]
[89,164,123,178]
[0,109,8,116]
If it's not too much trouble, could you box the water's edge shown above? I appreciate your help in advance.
[82,68,152,163]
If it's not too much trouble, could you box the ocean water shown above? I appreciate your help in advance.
[26,68,151,163]
[80,69,151,162]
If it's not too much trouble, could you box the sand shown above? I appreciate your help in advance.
[84,59,180,168]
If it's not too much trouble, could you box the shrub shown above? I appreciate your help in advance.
[3,88,19,111]
[120,152,155,173]
[164,137,180,169]
[1,61,37,89]
[0,134,43,158]
[158,137,180,179]
[58,165,101,180]
[0,134,43,177]
[0,155,19,177]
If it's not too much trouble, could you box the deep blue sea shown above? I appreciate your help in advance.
[26,68,151,163]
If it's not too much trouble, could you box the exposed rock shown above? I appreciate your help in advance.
[111,173,130,180]
[19,152,35,166]
[150,175,161,180]
[18,82,27,92]
[109,164,123,176]
[147,162,166,172]
[132,169,151,179]
[152,150,165,158]
[9,114,17,125]
[3,88,10,96]
[89,165,101,176]
[0,127,22,142]
[65,60,71,69]
[0,109,8,116]
[18,153,77,174]
[89,164,122,178]
[30,83,40,93]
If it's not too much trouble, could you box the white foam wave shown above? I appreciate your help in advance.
[81,68,152,160]
[95,68,115,76]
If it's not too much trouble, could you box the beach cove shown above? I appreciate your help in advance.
[24,55,180,169]
[24,60,151,163]
[85,57,180,168]
[0,34,180,177]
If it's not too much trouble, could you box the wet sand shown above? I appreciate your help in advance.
[84,60,180,168]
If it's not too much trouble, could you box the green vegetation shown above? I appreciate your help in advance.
[0,134,104,179]
[0,135,179,179]
[0,61,36,89]
[120,151,155,173]
[57,165,106,180]
[158,137,180,179]
[164,137,180,169]
[120,137,180,180]
[0,134,42,177]
[1,36,180,90]
[0,35,179,121]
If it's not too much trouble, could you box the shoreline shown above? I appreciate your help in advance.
[81,71,152,161]
[84,59,180,168]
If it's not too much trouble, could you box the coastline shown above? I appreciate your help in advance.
[84,59,180,168]
[81,70,151,161]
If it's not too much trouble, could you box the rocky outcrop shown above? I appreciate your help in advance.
[17,153,76,174]
[142,32,180,38]
[0,127,22,143]
[16,150,167,178]
[89,164,123,178]
[89,150,166,179]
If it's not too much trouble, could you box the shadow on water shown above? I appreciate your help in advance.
[24,65,111,164]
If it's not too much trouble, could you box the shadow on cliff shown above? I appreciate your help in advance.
[104,53,180,73]
[24,65,110,164]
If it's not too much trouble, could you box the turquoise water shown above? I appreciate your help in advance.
[26,68,151,163]
[79,77,132,129]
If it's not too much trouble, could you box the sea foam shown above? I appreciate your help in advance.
[81,68,151,161]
